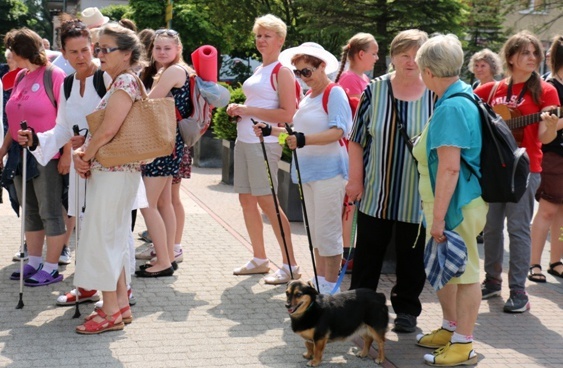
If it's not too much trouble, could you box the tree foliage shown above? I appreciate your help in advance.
[0,0,29,58]
[101,4,133,22]
[296,0,469,76]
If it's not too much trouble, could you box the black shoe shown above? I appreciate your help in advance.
[476,232,484,244]
[140,261,178,271]
[393,313,417,333]
[135,267,174,278]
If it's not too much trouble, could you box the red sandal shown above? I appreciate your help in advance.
[76,309,124,335]
[85,305,133,325]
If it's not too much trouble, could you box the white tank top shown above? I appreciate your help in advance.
[237,62,280,143]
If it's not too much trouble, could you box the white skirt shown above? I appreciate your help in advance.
[74,170,141,291]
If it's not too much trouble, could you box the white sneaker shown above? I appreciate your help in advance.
[319,282,340,295]
[58,245,72,265]
[135,244,155,260]
[12,243,29,262]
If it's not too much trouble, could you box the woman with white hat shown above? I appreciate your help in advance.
[255,42,352,293]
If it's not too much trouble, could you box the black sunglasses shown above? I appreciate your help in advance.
[94,46,120,55]
[155,29,179,37]
[293,67,317,79]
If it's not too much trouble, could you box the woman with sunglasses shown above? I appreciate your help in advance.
[72,23,144,334]
[1,28,67,287]
[255,42,352,294]
[226,14,300,284]
[133,28,190,277]
[17,19,111,305]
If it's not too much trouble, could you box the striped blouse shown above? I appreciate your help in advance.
[349,73,435,224]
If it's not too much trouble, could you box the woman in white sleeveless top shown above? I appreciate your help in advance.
[226,14,300,284]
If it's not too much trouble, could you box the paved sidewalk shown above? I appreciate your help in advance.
[0,166,561,368]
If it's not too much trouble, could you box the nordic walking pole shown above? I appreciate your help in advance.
[16,121,29,309]
[284,123,319,292]
[251,118,293,279]
[72,125,81,318]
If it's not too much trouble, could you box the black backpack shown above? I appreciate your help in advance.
[63,69,106,100]
[448,93,530,203]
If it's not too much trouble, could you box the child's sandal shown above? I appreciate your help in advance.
[76,309,124,334]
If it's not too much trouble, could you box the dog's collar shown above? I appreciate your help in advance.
[304,300,315,312]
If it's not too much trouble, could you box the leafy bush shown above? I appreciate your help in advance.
[212,85,245,141]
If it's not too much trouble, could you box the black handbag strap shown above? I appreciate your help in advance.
[387,78,416,159]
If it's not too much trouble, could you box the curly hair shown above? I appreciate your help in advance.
[468,48,502,77]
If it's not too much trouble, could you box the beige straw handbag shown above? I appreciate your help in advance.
[86,74,176,167]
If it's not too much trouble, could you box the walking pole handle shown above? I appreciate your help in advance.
[284,123,293,135]
[72,124,80,136]
[250,118,265,143]
[20,121,28,131]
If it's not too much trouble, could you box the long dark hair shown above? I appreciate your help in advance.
[502,31,544,105]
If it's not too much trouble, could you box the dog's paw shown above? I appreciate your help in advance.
[306,360,321,367]
[356,351,368,358]
[374,357,385,365]
[303,352,313,359]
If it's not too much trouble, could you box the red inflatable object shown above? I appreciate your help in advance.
[191,45,218,82]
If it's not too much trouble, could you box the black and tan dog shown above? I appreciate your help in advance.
[285,280,388,366]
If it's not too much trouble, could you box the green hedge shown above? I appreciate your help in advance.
[212,85,245,141]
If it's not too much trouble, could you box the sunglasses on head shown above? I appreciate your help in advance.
[293,67,317,78]
[155,29,179,37]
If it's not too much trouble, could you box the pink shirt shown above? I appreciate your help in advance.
[5,65,65,140]
[337,70,369,96]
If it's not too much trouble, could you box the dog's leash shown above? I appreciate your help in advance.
[330,205,358,295]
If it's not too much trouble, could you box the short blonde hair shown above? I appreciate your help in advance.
[468,48,502,76]
[252,14,286,39]
[415,34,463,78]
[390,29,428,57]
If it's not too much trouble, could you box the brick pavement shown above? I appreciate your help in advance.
[0,166,561,367]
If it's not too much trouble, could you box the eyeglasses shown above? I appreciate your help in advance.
[293,67,317,79]
[155,29,179,37]
[94,46,120,55]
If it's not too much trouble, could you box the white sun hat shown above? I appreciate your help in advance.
[81,7,110,29]
[279,42,339,74]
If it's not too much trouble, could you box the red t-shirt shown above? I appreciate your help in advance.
[475,78,560,172]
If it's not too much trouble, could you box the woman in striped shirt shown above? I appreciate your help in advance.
[346,29,433,333]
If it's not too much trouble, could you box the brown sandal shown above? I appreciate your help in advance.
[527,264,546,283]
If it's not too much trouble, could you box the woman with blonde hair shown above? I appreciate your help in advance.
[335,32,378,97]
[227,14,300,284]
[335,33,379,271]
[135,28,191,277]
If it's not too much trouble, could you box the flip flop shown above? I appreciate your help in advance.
[24,270,63,287]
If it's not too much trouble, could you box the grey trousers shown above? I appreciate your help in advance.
[483,173,540,291]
